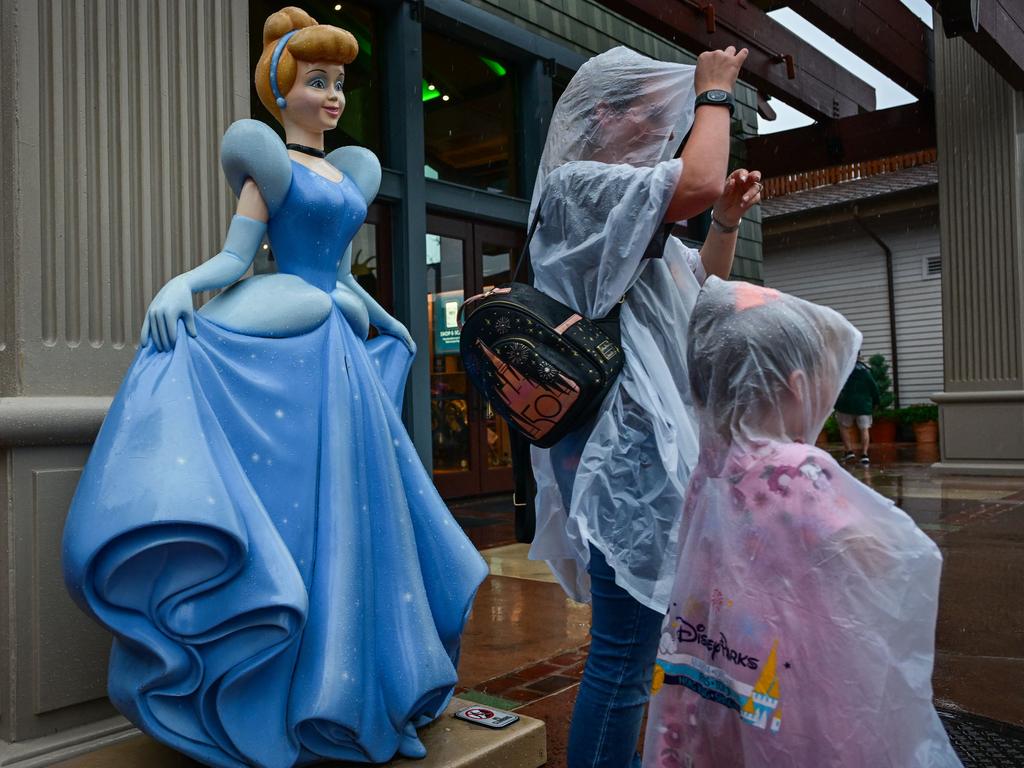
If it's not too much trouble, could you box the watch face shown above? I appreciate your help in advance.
[708,91,728,102]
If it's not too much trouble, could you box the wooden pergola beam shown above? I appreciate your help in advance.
[597,0,876,121]
[752,0,932,96]
[930,0,1024,90]
[745,99,936,177]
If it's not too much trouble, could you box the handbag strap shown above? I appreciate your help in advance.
[512,199,674,290]
[511,205,544,284]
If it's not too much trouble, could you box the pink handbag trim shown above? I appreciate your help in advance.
[554,314,583,335]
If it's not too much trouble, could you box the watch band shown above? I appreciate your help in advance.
[695,89,735,116]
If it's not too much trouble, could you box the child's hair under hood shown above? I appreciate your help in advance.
[687,277,862,448]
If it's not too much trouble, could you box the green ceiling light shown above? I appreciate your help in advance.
[480,56,507,77]
[422,80,441,102]
[354,33,372,57]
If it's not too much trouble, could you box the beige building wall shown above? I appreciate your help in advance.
[933,28,1024,473]
[0,0,250,758]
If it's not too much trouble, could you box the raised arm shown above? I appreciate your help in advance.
[698,168,762,279]
[140,181,268,351]
[663,47,748,223]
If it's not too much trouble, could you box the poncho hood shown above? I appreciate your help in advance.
[530,46,696,217]
[688,277,862,464]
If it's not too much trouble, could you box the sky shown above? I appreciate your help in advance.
[756,0,935,135]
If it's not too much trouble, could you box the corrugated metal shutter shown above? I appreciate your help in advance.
[763,230,894,371]
[889,216,944,404]
[762,211,943,405]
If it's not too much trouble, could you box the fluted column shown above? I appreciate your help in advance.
[933,27,1024,473]
[0,0,250,751]
[4,0,249,398]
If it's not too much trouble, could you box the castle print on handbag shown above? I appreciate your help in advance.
[459,207,671,449]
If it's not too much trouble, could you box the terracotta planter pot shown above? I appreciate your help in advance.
[871,417,898,444]
[912,420,939,444]
[914,442,940,464]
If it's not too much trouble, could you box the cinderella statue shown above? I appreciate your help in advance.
[62,7,487,766]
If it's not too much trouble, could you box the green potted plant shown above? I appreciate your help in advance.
[899,403,939,443]
[867,353,898,443]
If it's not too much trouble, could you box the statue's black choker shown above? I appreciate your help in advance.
[286,143,326,159]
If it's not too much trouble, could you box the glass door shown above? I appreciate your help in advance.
[426,216,478,498]
[425,215,523,498]
[474,223,519,494]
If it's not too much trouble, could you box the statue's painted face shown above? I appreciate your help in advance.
[284,60,346,133]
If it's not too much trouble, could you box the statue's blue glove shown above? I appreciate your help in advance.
[375,314,416,355]
[331,283,371,340]
[139,215,266,352]
[141,276,195,352]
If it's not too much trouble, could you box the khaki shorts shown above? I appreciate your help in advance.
[836,412,872,429]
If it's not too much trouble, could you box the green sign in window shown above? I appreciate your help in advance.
[433,290,463,355]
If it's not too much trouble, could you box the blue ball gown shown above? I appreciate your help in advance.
[62,124,489,768]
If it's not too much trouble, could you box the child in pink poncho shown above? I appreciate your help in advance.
[643,277,961,767]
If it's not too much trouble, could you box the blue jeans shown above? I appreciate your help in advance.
[567,544,664,768]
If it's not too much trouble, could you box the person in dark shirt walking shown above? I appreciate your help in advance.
[835,352,881,464]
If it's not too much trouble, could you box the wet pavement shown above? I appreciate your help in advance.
[454,442,1024,765]
[50,442,1024,767]
[857,444,1024,728]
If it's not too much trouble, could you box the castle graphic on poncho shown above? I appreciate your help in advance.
[741,639,782,733]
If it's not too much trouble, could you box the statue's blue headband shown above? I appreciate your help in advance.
[270,31,298,109]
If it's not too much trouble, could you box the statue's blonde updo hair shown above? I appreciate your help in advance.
[255,6,358,124]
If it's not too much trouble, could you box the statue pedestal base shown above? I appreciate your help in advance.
[6,699,546,768]
[386,698,547,768]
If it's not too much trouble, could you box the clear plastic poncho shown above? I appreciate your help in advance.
[527,46,704,612]
[644,277,961,767]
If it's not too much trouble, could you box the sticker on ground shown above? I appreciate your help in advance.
[454,705,521,729]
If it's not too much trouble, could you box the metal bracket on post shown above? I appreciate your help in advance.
[782,53,795,80]
[699,2,716,33]
[771,52,796,80]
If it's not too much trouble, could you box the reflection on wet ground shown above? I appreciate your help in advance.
[457,442,1024,765]
[849,445,1024,728]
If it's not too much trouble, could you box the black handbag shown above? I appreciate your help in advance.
[459,208,671,542]
[460,209,670,449]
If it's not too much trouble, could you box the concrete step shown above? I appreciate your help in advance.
[9,699,545,768]
[389,699,546,768]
